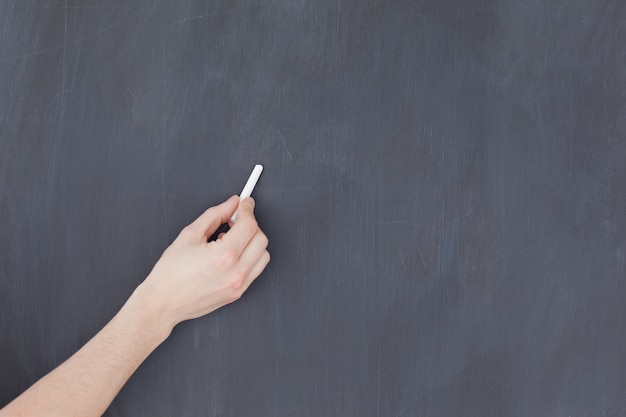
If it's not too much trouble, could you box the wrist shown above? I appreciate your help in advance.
[122,284,176,346]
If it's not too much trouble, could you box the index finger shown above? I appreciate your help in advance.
[182,195,238,242]
[221,198,258,254]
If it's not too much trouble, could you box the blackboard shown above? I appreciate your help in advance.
[1,1,625,416]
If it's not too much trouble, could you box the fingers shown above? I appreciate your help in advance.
[221,198,258,254]
[182,196,239,241]
[238,229,269,270]
[238,248,271,295]
[223,198,270,291]
[249,250,270,281]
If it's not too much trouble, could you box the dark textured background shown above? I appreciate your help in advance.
[1,1,625,416]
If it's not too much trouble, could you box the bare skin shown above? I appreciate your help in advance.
[0,196,269,417]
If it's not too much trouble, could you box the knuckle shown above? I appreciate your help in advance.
[218,249,239,268]
[179,225,196,238]
[228,272,247,290]
[258,233,269,248]
[225,273,247,302]
[229,288,243,302]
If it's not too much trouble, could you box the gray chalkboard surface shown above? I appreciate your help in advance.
[1,1,625,416]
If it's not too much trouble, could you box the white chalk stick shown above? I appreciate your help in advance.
[230,164,263,222]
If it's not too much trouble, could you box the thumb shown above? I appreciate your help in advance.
[229,197,255,223]
[239,197,255,214]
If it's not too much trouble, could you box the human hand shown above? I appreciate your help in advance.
[130,196,270,336]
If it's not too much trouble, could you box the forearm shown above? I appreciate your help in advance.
[0,287,171,417]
